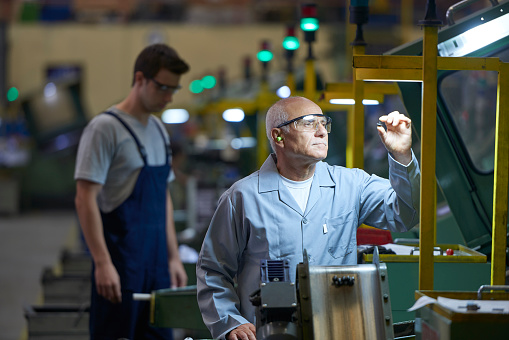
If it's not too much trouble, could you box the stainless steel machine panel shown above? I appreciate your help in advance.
[298,252,393,340]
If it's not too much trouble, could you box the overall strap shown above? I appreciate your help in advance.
[150,116,172,164]
[103,111,148,164]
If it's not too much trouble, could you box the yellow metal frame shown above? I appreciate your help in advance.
[353,55,502,76]
[150,292,156,324]
[351,45,366,169]
[324,77,401,169]
[363,244,487,263]
[491,62,509,285]
[419,25,439,291]
[201,57,339,169]
[199,80,280,169]
[351,32,509,288]
[304,58,317,100]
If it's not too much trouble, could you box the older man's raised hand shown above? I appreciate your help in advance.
[377,111,413,165]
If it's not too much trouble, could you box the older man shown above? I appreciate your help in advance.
[196,96,420,340]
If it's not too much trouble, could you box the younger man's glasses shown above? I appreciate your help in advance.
[150,78,181,94]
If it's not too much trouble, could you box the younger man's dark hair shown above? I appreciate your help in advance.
[132,44,190,86]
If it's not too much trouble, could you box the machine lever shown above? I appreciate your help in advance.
[133,293,151,301]
[477,285,509,299]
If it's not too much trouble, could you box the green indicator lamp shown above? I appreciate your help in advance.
[300,3,319,45]
[257,50,273,63]
[258,40,273,63]
[201,75,216,89]
[300,17,319,31]
[189,80,204,94]
[283,36,300,50]
[258,40,272,83]
[7,87,19,102]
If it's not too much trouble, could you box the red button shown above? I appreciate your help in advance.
[446,248,454,256]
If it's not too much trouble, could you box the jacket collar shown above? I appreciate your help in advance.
[258,154,336,194]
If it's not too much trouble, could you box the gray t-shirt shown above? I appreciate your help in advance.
[74,106,174,213]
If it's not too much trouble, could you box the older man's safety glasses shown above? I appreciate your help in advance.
[277,114,332,133]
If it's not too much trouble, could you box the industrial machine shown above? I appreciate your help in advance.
[21,1,509,339]
[251,248,394,340]
[249,259,299,340]
[140,248,399,340]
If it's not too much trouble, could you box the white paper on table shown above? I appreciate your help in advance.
[437,296,509,314]
[381,243,442,256]
[407,295,438,311]
[408,295,509,314]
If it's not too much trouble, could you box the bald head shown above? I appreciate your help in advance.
[266,96,319,150]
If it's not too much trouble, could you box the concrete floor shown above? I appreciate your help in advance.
[0,210,77,340]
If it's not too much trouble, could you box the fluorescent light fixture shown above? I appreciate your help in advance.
[277,86,291,98]
[231,137,257,149]
[329,99,379,105]
[362,99,380,105]
[438,13,509,57]
[223,108,245,122]
[330,99,355,105]
[363,79,421,82]
[44,82,57,99]
[54,134,71,151]
[162,109,189,124]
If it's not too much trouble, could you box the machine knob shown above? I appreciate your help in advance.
[332,275,355,287]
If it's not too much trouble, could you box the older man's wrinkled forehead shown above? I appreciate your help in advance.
[283,97,323,120]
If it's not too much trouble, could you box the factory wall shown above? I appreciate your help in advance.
[3,21,413,211]
[8,23,349,118]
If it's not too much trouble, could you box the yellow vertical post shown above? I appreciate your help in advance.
[419,24,439,291]
[257,81,270,168]
[304,58,316,100]
[350,44,366,169]
[491,61,509,285]
[257,110,268,168]
[287,72,296,95]
[401,0,414,44]
[346,106,354,168]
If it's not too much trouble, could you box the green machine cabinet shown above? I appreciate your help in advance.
[413,289,509,339]
[149,285,211,338]
[133,263,213,338]
[364,244,491,323]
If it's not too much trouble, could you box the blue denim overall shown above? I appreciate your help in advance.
[89,111,173,340]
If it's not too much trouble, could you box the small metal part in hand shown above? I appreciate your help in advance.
[377,120,387,131]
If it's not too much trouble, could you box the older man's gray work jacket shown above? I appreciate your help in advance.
[197,152,420,339]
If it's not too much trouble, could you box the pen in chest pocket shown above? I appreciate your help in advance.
[323,223,328,234]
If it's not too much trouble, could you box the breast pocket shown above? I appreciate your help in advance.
[326,211,358,259]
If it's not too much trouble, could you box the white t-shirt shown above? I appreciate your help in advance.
[280,174,313,213]
[74,106,174,213]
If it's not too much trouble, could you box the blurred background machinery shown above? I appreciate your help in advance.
[1,0,509,339]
